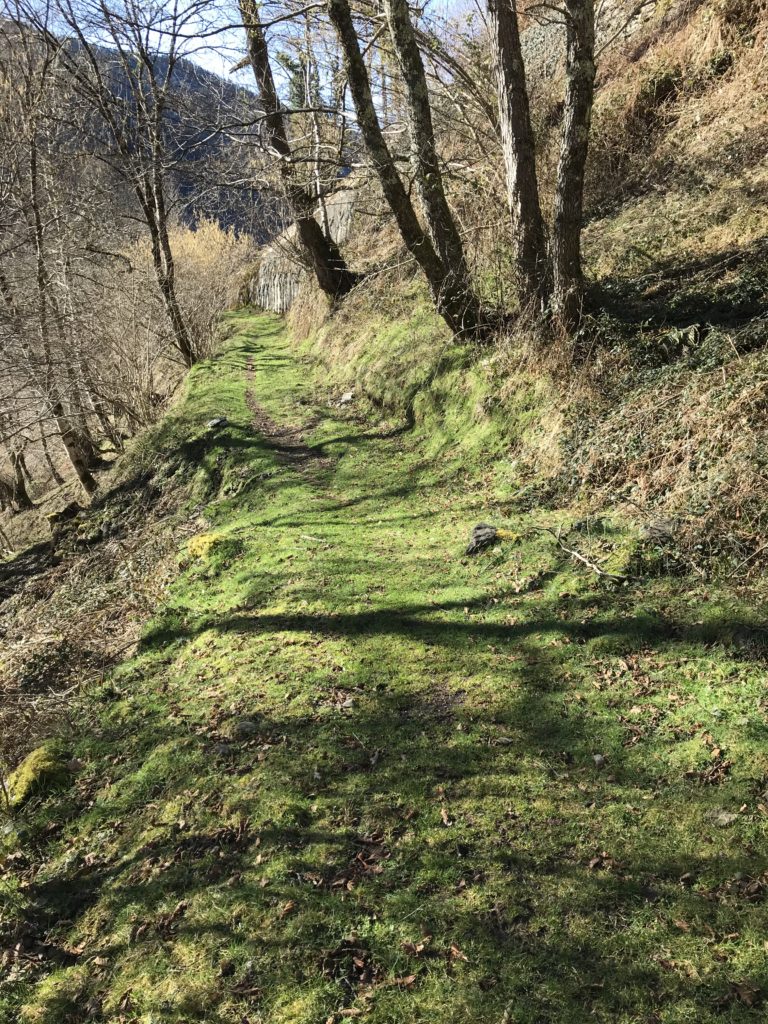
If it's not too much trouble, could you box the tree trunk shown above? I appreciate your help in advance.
[28,137,97,496]
[10,448,33,510]
[327,0,479,336]
[487,0,550,313]
[39,421,65,486]
[382,0,480,335]
[552,0,596,333]
[0,410,34,511]
[239,0,357,301]
[137,179,196,369]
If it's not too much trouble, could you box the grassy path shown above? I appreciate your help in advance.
[4,313,768,1024]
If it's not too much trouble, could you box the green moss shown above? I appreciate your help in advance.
[19,965,90,1024]
[187,532,243,562]
[8,314,768,1024]
[7,743,70,808]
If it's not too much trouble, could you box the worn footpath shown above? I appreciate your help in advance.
[3,313,768,1024]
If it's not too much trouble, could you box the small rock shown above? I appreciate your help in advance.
[213,743,234,758]
[337,391,354,406]
[341,697,355,709]
[638,885,660,903]
[46,501,82,527]
[465,523,498,555]
[231,719,258,740]
[206,417,229,430]
[593,754,606,769]
[714,810,739,827]
[641,518,678,542]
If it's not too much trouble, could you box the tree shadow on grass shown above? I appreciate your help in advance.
[16,604,768,1022]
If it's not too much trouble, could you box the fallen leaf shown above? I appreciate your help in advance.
[392,974,417,988]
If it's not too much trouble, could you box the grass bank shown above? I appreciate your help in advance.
[2,313,768,1024]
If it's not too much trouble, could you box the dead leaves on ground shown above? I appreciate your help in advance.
[129,899,188,943]
[400,932,468,965]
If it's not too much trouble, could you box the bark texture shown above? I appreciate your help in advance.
[327,0,481,336]
[487,0,550,313]
[382,0,480,334]
[10,448,33,510]
[552,0,596,332]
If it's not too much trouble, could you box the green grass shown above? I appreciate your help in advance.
[3,312,768,1024]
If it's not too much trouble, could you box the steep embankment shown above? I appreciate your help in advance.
[3,314,767,1024]
[274,1,768,578]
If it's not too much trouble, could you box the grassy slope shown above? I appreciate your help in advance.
[3,312,768,1024]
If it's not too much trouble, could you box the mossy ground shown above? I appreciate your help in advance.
[6,744,71,809]
[2,313,767,1024]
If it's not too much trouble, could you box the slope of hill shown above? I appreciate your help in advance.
[2,3,768,1022]
[276,0,768,581]
[2,313,768,1024]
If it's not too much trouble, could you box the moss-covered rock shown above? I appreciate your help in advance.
[7,743,71,808]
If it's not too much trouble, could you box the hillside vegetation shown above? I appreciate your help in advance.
[2,1,768,1022]
[3,313,768,1024]
[284,0,768,580]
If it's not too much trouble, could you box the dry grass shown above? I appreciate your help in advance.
[0,446,200,771]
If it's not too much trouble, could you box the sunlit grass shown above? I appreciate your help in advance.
[4,313,768,1024]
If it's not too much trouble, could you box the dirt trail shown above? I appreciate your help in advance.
[244,354,332,477]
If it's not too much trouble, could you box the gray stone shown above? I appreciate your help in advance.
[714,810,739,827]
[231,719,258,740]
[641,519,678,542]
[207,417,229,430]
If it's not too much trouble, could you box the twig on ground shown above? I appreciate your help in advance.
[727,540,768,579]
[533,524,637,583]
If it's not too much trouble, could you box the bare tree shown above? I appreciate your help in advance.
[327,0,483,336]
[487,0,550,313]
[382,0,480,334]
[551,0,596,331]
[485,0,596,331]
[28,0,203,366]
[0,20,98,493]
[238,0,357,301]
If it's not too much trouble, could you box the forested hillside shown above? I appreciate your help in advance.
[2,1,767,1022]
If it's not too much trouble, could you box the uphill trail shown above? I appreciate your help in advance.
[4,313,768,1024]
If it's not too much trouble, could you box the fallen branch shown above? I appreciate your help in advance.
[535,525,637,584]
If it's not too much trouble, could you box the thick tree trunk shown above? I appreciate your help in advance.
[327,0,480,336]
[382,0,480,335]
[552,0,596,333]
[487,0,550,313]
[239,0,357,301]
